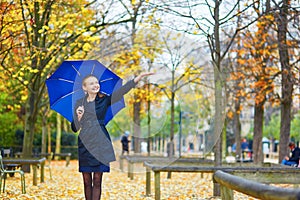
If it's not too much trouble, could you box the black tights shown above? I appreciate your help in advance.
[82,172,103,200]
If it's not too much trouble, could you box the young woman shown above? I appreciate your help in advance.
[71,72,153,200]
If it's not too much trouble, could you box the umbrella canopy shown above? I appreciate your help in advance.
[45,60,124,125]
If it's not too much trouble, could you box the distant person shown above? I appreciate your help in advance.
[241,138,252,159]
[232,143,236,153]
[186,133,195,152]
[281,142,300,166]
[121,131,130,155]
[241,138,249,150]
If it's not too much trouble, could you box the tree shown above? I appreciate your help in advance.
[152,1,263,194]
[155,31,203,157]
[277,0,294,163]
[153,0,261,167]
[232,3,278,164]
[228,0,300,164]
[0,0,134,159]
[0,2,28,147]
[109,0,162,153]
[19,0,101,158]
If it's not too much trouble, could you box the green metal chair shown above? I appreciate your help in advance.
[0,155,26,194]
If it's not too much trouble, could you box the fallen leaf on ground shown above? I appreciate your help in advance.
[0,158,280,199]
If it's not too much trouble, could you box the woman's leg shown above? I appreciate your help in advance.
[92,172,103,200]
[82,172,93,200]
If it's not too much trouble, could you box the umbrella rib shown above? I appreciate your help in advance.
[91,64,95,75]
[57,78,75,83]
[51,89,81,107]
[100,91,110,96]
[100,77,113,82]
[72,64,81,76]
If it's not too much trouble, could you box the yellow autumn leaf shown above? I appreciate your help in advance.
[82,43,92,52]
[89,26,96,32]
[42,25,49,30]
[30,69,39,73]
[21,95,28,101]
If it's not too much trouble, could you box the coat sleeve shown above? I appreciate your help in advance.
[71,120,80,132]
[71,99,83,132]
[110,79,136,105]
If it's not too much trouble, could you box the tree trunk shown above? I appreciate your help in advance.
[234,7,242,161]
[167,91,175,157]
[167,67,176,157]
[22,92,39,172]
[48,124,51,154]
[222,119,227,158]
[22,116,35,157]
[41,115,47,154]
[252,102,264,164]
[278,0,293,163]
[212,0,223,196]
[212,0,223,161]
[147,98,151,156]
[233,101,241,160]
[213,74,223,196]
[22,91,39,157]
[133,101,141,153]
[213,65,223,167]
[63,118,69,132]
[55,113,61,160]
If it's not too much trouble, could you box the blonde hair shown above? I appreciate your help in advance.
[82,75,97,86]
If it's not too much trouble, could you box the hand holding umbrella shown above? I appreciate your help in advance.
[76,106,84,121]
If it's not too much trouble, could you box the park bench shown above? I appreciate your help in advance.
[2,157,46,186]
[53,153,72,167]
[119,155,213,180]
[264,152,279,160]
[32,152,53,159]
[1,148,14,158]
[119,155,166,170]
[14,152,53,178]
[144,161,297,200]
[32,152,53,179]
[16,152,71,167]
[15,152,53,160]
[119,155,178,179]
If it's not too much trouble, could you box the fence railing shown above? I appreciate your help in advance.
[213,170,300,200]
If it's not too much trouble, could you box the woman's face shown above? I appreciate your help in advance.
[82,76,100,94]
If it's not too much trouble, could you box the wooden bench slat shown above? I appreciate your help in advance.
[144,161,300,200]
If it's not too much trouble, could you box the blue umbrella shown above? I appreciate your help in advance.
[45,60,124,125]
